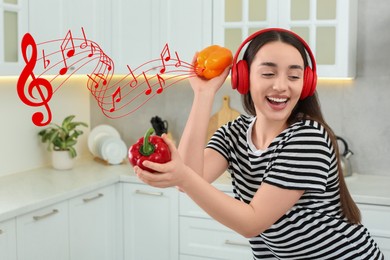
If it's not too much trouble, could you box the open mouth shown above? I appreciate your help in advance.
[266,96,289,105]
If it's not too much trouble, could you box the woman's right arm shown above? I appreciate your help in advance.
[178,65,230,179]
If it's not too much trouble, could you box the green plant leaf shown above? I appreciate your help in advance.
[38,115,87,155]
[62,115,75,127]
[68,147,77,158]
[47,131,60,150]
[66,139,77,148]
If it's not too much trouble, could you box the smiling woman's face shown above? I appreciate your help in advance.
[249,41,304,124]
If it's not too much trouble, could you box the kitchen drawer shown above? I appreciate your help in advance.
[0,218,17,260]
[180,216,252,260]
[180,192,235,218]
[358,203,390,237]
[16,201,69,260]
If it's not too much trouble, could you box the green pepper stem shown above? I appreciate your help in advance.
[140,128,155,156]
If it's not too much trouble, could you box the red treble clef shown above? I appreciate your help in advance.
[17,33,53,127]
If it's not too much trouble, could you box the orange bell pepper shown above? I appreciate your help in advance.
[194,45,233,79]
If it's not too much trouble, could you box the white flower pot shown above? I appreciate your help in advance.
[52,150,75,170]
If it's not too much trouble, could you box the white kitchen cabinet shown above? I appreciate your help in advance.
[12,0,210,76]
[179,192,252,260]
[358,203,390,258]
[111,0,161,75]
[69,185,117,260]
[180,255,213,260]
[213,0,358,78]
[161,0,213,63]
[122,183,179,260]
[112,0,212,75]
[0,218,17,260]
[16,201,69,260]
[0,0,28,75]
[27,0,111,76]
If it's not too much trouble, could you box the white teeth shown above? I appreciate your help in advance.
[267,97,288,103]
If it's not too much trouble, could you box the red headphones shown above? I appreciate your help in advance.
[231,28,317,100]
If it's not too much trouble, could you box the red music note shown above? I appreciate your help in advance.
[109,87,122,112]
[143,72,152,95]
[88,42,97,58]
[79,27,96,57]
[156,74,165,94]
[175,51,181,67]
[94,73,108,85]
[127,65,138,88]
[80,27,88,49]
[100,54,112,71]
[87,74,99,88]
[160,43,171,74]
[59,59,69,75]
[17,33,53,126]
[59,30,75,75]
[42,49,50,69]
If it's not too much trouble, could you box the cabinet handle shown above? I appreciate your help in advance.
[225,239,249,247]
[83,193,104,203]
[135,189,163,196]
[33,209,59,221]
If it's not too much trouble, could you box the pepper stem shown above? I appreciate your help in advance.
[140,128,155,156]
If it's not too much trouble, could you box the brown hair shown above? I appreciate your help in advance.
[241,30,361,224]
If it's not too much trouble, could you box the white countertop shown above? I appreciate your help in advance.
[0,157,389,222]
[344,174,390,206]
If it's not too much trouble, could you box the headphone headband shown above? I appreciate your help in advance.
[231,28,317,99]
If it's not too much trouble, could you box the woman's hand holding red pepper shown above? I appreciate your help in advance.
[128,128,171,173]
[134,134,190,189]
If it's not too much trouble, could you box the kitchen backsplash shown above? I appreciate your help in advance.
[1,0,389,177]
[0,77,90,176]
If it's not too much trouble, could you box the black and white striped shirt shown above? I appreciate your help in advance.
[207,115,383,260]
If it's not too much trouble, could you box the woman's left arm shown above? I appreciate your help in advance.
[135,135,304,238]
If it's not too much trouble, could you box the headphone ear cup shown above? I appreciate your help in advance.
[231,63,239,91]
[301,67,317,100]
[235,60,249,94]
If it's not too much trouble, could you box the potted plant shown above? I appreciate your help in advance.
[38,115,88,170]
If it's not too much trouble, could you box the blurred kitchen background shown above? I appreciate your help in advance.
[0,0,389,177]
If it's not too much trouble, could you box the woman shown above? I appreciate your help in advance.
[135,28,384,259]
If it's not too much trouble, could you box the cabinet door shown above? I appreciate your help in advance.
[0,218,17,260]
[0,0,28,75]
[111,0,162,74]
[16,201,69,260]
[61,0,112,75]
[358,203,390,258]
[213,0,358,78]
[279,0,358,78]
[180,217,252,260]
[28,0,112,76]
[69,185,117,260]
[28,0,63,43]
[163,0,213,63]
[122,183,179,260]
[180,192,252,259]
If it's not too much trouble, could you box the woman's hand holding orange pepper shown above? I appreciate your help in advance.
[194,45,233,80]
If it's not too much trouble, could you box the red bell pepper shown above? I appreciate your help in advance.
[128,128,171,173]
[194,45,233,79]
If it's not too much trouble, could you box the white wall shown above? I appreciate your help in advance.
[0,77,90,176]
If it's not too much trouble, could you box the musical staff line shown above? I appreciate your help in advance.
[17,28,197,126]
